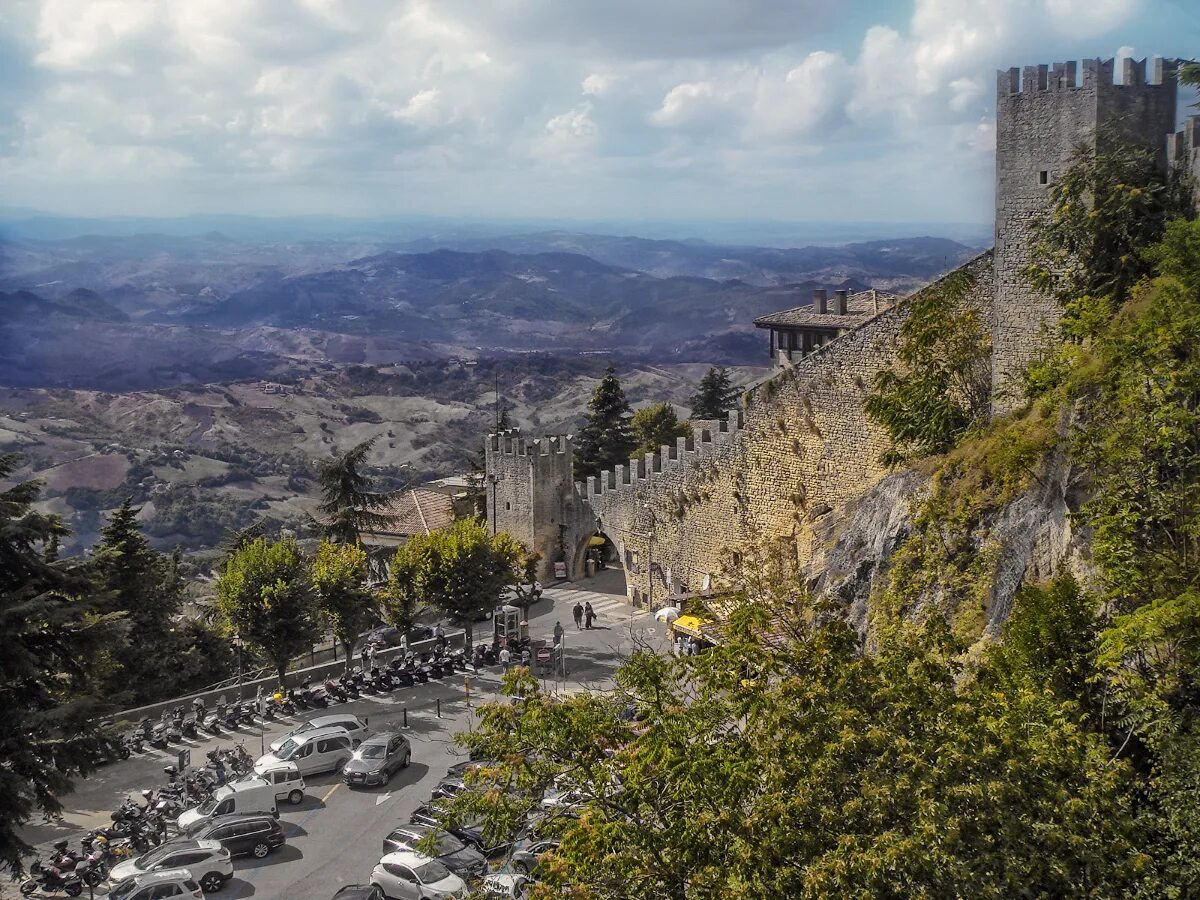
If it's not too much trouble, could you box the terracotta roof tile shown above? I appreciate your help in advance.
[753,289,899,329]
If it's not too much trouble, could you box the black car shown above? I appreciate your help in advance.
[445,758,496,778]
[430,776,469,800]
[409,802,512,856]
[343,732,411,788]
[365,625,434,648]
[331,886,385,900]
[382,823,488,881]
[183,813,286,859]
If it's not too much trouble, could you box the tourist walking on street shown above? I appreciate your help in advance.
[573,601,584,629]
[499,645,511,671]
[584,601,595,629]
[553,620,564,648]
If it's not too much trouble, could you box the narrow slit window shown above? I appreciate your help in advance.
[1039,170,1049,185]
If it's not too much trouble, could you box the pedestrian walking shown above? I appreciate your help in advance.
[553,621,565,648]
[572,602,584,629]
[434,622,444,641]
[499,646,512,671]
[584,601,595,629]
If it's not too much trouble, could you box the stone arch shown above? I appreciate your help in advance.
[571,528,628,598]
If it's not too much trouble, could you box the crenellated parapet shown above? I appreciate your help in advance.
[576,412,745,503]
[992,56,1180,410]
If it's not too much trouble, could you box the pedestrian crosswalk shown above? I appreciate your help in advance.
[542,584,653,625]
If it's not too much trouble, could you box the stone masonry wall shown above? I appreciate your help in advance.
[992,57,1177,410]
[583,252,995,607]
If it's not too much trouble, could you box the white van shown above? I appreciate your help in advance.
[242,762,306,806]
[176,777,278,830]
[269,714,370,752]
[255,726,354,778]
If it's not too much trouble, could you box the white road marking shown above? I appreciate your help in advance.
[375,791,392,806]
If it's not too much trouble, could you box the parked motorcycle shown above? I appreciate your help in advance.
[19,860,83,897]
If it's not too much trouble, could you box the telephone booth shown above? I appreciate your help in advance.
[493,604,528,647]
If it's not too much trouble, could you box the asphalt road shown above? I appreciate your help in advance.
[15,573,666,900]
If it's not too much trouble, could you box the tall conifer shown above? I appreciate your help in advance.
[574,364,635,481]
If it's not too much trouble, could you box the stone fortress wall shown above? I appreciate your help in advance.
[486,56,1190,606]
[992,57,1178,410]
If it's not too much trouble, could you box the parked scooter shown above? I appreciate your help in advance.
[19,859,83,897]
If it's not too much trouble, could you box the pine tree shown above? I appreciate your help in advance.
[0,454,125,876]
[689,367,738,420]
[93,500,231,704]
[574,364,636,481]
[316,437,398,544]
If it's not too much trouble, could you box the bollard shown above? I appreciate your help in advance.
[403,707,408,728]
[436,698,441,718]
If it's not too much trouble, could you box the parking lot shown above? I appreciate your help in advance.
[16,577,667,899]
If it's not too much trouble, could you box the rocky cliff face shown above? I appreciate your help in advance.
[808,445,1095,641]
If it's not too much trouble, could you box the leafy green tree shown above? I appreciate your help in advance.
[0,455,126,877]
[689,366,738,420]
[316,437,398,544]
[385,520,525,652]
[312,540,377,672]
[1026,143,1182,336]
[451,597,1144,899]
[630,402,689,455]
[216,536,318,685]
[864,269,990,463]
[574,364,635,481]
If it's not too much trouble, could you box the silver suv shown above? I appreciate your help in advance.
[108,869,203,900]
[343,731,411,787]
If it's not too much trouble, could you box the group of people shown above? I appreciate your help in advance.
[572,600,598,629]
[673,634,702,656]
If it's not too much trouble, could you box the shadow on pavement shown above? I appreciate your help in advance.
[344,761,430,794]
[220,877,258,898]
[236,843,303,868]
[285,794,325,812]
[280,821,310,839]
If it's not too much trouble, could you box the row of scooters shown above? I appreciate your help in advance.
[342,646,469,696]
[19,747,255,897]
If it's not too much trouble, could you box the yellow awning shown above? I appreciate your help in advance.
[588,535,607,546]
[672,615,710,639]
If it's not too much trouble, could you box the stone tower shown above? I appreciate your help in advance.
[484,429,591,582]
[992,57,1179,408]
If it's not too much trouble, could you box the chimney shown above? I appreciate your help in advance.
[834,289,849,315]
[813,288,827,314]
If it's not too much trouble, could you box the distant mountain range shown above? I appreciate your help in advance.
[0,231,981,390]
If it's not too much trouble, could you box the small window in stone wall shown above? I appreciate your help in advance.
[1039,170,1049,185]
[505,502,511,510]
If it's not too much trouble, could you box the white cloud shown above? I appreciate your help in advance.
[0,0,1166,221]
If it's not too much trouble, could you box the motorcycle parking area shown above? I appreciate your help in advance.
[16,583,668,899]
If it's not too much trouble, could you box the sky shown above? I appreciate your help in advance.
[0,0,1196,230]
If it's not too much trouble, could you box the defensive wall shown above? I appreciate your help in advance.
[485,56,1190,607]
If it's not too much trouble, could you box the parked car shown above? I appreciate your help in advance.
[269,715,370,752]
[370,850,468,899]
[256,726,354,777]
[382,823,488,882]
[183,812,286,859]
[429,777,468,800]
[176,776,278,830]
[365,625,434,648]
[331,886,385,900]
[344,731,411,787]
[509,833,560,877]
[445,758,496,779]
[481,873,530,898]
[110,839,232,895]
[107,869,204,900]
[246,761,306,805]
[409,803,512,856]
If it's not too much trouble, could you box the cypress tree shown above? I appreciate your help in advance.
[574,364,636,481]
[689,366,738,419]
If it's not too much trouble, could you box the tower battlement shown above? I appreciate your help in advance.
[992,56,1180,410]
[997,57,1176,95]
